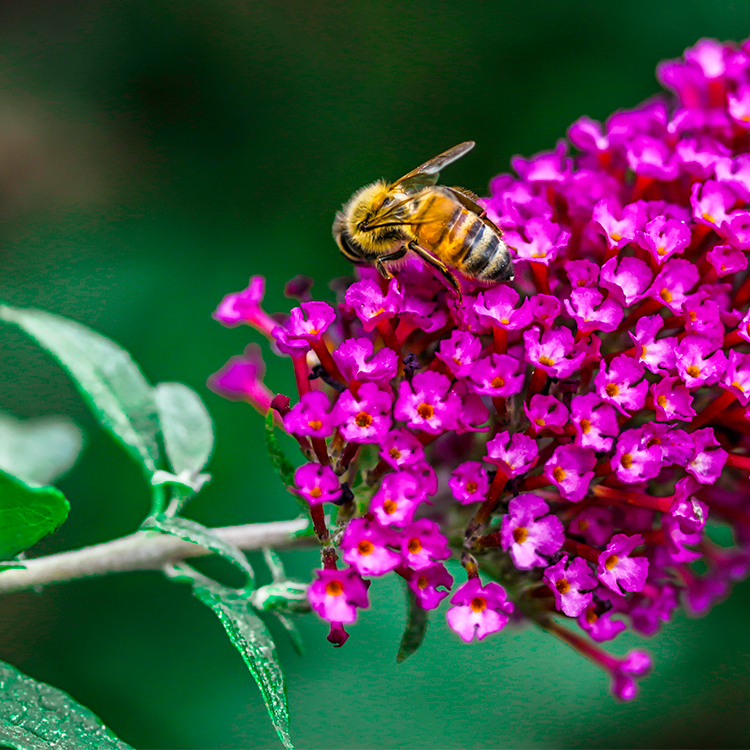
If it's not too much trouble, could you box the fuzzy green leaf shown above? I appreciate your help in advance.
[190,579,293,750]
[0,412,84,486]
[143,515,254,586]
[0,469,69,561]
[0,305,159,474]
[154,382,213,479]
[396,587,429,663]
[264,412,295,489]
[0,658,133,750]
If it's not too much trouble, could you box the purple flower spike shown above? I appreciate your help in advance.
[408,563,453,610]
[597,534,649,595]
[213,276,277,336]
[500,494,564,569]
[467,354,525,398]
[379,429,424,469]
[651,376,696,421]
[436,330,483,377]
[208,344,273,413]
[570,393,619,452]
[524,394,569,435]
[636,216,691,264]
[446,578,514,643]
[294,463,341,505]
[524,326,586,379]
[370,470,429,527]
[595,355,648,416]
[332,338,398,384]
[473,284,533,331]
[345,277,403,332]
[285,390,335,439]
[308,567,369,624]
[591,199,644,250]
[504,217,571,265]
[544,555,598,617]
[394,371,461,434]
[341,518,401,577]
[333,383,393,443]
[484,431,539,478]
[648,258,700,314]
[399,519,451,570]
[449,461,490,505]
[687,428,728,484]
[564,287,623,335]
[544,445,597,502]
[600,256,653,307]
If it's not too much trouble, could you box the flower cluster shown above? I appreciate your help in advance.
[210,37,750,700]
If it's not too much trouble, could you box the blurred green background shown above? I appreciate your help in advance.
[1,0,750,747]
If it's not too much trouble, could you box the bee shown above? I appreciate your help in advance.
[332,141,513,298]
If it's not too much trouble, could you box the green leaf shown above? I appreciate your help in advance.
[273,613,305,656]
[264,412,295,488]
[189,576,293,750]
[396,587,429,663]
[143,515,254,586]
[0,658,133,750]
[0,305,160,474]
[0,469,69,561]
[0,412,84,486]
[154,382,213,479]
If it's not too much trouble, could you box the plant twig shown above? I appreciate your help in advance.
[0,518,312,595]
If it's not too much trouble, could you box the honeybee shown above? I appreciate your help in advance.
[333,141,513,298]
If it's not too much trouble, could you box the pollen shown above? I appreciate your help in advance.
[553,466,566,482]
[383,499,398,515]
[646,437,661,448]
[605,554,619,570]
[686,365,701,378]
[585,608,598,624]
[660,288,673,303]
[465,481,478,494]
[539,355,555,367]
[355,411,373,428]
[578,519,589,532]
[732,381,745,392]
[407,538,422,554]
[371,307,386,317]
[532,251,547,259]
[639,345,648,358]
[389,447,402,459]
[581,418,592,434]
[605,383,619,397]
[657,246,666,256]
[308,419,323,431]
[491,376,505,388]
[610,233,622,241]
[513,526,528,544]
[308,327,319,335]
[470,596,487,613]
[309,486,322,498]
[358,540,374,556]
[657,394,667,407]
[417,403,435,420]
[535,418,546,427]
[417,576,429,589]
[556,578,571,595]
[621,453,633,469]
[702,212,716,224]
[689,310,697,322]
[326,580,344,596]
[500,318,510,325]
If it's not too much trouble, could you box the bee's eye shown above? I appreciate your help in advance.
[382,196,392,207]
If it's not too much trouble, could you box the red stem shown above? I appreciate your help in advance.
[689,389,737,431]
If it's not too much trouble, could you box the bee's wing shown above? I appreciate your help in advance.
[393,141,475,193]
[446,186,502,232]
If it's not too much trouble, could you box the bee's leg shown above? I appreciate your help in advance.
[407,241,463,303]
[375,247,408,280]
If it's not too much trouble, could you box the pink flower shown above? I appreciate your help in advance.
[446,579,514,643]
[500,495,564,569]
[597,534,649,595]
[308,567,369,624]
[544,555,598,617]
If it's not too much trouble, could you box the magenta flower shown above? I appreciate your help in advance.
[284,301,336,342]
[332,338,398,384]
[675,336,727,388]
[544,555,598,617]
[399,519,450,570]
[524,326,586,379]
[407,563,453,610]
[449,461,490,505]
[446,579,514,643]
[369,470,429,527]
[394,371,461,434]
[344,277,403,332]
[341,518,401,577]
[308,567,369,624]
[484,431,538,478]
[648,258,699,314]
[544,445,597,502]
[721,349,750,404]
[504,217,571,265]
[208,344,273,413]
[213,276,277,336]
[628,315,676,375]
[285,390,335,439]
[597,534,649,595]
[436,330,483,377]
[473,285,532,331]
[635,216,691,264]
[379,429,424,469]
[564,288,623,335]
[500,495,564,569]
[594,355,648,416]
[528,295,561,329]
[524,394,569,436]
[650,377,696,422]
[570,393,619,452]
[333,383,392,443]
[612,428,663,484]
[687,428,728,484]
[591,198,644,250]
[570,507,614,546]
[467,354,525,398]
[294,463,341,505]
[599,256,653,307]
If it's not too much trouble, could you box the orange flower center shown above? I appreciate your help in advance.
[660,288,672,303]
[383,499,398,515]
[686,365,701,378]
[539,355,555,367]
[465,481,478,494]
[605,383,619,397]
[620,454,633,469]
[309,487,322,498]
[389,447,402,459]
[491,376,505,388]
[417,403,434,420]
[553,466,566,482]
[358,540,374,556]
[308,419,322,430]
[355,411,373,428]
[407,538,422,554]
[417,576,429,589]
[605,554,619,570]
[513,526,528,544]
[470,597,487,613]
[581,418,592,434]
[326,580,344,596]
[556,578,571,595]
[656,394,667,408]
